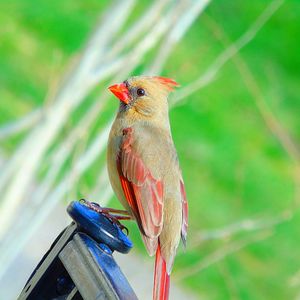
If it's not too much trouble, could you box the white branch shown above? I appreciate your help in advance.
[0,109,43,140]
[148,0,211,74]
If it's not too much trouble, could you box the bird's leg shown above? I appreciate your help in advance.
[94,206,131,216]
[80,199,133,234]
[81,199,131,216]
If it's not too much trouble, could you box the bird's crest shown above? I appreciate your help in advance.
[153,76,180,91]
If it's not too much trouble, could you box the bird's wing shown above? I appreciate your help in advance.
[117,127,163,254]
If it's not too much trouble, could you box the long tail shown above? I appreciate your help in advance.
[153,243,170,300]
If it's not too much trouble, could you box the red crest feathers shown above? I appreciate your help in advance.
[154,76,180,91]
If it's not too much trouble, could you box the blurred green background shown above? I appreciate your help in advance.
[1,0,300,299]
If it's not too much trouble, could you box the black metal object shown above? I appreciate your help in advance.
[18,200,137,300]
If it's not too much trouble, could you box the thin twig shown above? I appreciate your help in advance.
[204,9,300,207]
[175,231,273,282]
[190,211,292,248]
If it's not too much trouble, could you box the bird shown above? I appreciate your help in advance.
[107,75,188,300]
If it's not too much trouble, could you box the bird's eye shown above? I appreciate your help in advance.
[136,88,145,97]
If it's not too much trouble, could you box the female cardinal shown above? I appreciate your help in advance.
[107,76,188,300]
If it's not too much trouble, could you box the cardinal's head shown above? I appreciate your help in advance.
[108,76,179,117]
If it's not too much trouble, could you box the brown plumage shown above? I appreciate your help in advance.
[107,76,188,300]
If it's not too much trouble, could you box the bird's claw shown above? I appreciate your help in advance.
[80,199,129,235]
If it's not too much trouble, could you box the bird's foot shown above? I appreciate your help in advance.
[80,199,132,234]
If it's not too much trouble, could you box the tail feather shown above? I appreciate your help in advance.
[153,243,170,300]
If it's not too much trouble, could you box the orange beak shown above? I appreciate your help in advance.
[108,83,130,104]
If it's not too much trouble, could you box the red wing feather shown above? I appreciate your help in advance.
[117,128,164,252]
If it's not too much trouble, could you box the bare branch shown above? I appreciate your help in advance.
[190,211,292,247]
[0,109,43,140]
[105,0,172,61]
[204,8,300,208]
[175,231,273,282]
[0,121,112,279]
